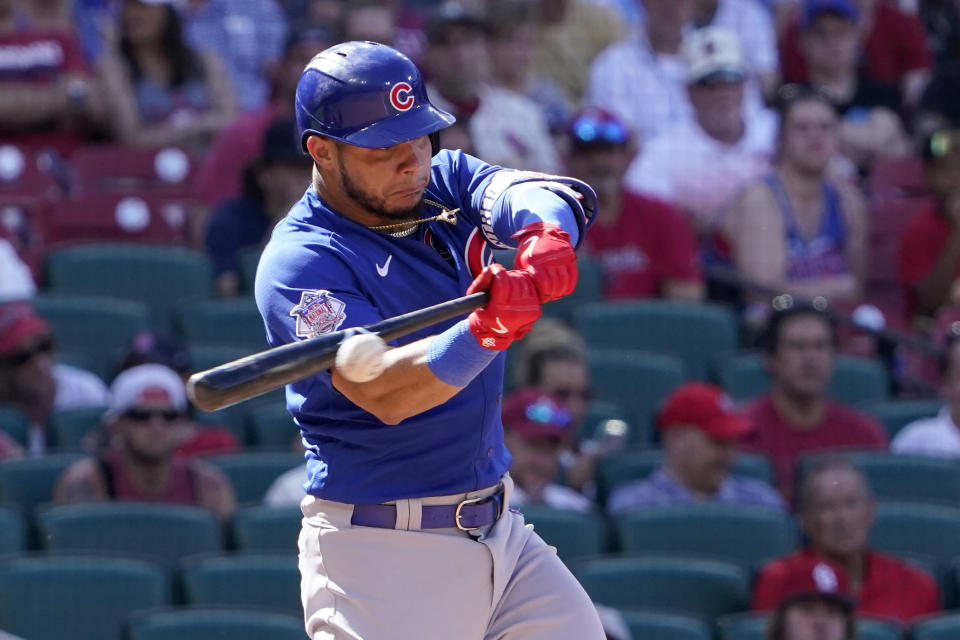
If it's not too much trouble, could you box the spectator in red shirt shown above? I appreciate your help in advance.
[780,0,933,106]
[754,455,941,624]
[764,554,856,640]
[740,302,888,500]
[565,106,704,301]
[899,129,960,328]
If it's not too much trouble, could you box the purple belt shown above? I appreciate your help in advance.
[350,485,505,531]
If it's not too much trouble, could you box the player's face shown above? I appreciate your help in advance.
[767,315,835,401]
[334,136,433,222]
[780,100,839,175]
[781,600,848,640]
[801,468,874,558]
[116,400,187,464]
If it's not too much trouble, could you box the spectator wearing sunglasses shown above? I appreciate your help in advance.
[608,383,785,515]
[566,106,704,301]
[53,363,236,521]
[502,388,593,511]
[0,302,109,457]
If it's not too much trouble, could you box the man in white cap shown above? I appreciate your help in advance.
[625,26,776,232]
[54,364,236,521]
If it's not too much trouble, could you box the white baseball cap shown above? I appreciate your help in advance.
[108,363,187,417]
[682,27,746,85]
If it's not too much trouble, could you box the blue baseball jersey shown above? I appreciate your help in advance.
[255,149,586,504]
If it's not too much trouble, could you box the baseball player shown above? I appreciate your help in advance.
[254,41,604,639]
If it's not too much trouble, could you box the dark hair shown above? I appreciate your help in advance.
[761,300,838,354]
[939,332,960,377]
[120,3,204,88]
[766,599,856,640]
[523,344,585,387]
[795,453,872,514]
[776,83,839,126]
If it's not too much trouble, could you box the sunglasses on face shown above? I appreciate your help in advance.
[1,336,55,368]
[122,408,184,423]
[570,117,630,146]
[524,401,573,428]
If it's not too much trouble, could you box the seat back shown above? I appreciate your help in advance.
[858,399,942,440]
[618,609,711,640]
[181,554,302,617]
[516,505,609,562]
[844,452,960,506]
[128,608,306,640]
[203,453,306,504]
[232,505,302,553]
[0,453,85,515]
[870,502,960,563]
[175,298,268,350]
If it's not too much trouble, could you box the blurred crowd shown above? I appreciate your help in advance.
[3,0,960,639]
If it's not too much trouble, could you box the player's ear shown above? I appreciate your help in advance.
[306,135,335,170]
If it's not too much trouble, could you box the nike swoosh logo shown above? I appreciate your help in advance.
[376,255,392,277]
[522,235,539,259]
[492,317,509,334]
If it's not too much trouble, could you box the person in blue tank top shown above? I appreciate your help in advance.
[254,41,606,639]
[722,84,867,307]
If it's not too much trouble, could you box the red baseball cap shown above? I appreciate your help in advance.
[656,383,752,442]
[0,302,51,358]
[776,557,856,611]
[501,388,574,442]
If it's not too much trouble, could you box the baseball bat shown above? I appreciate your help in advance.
[186,292,489,412]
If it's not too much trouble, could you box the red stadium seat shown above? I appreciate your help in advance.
[0,143,67,201]
[0,196,50,278]
[70,145,196,194]
[43,191,191,245]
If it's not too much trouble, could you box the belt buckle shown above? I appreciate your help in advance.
[455,495,488,531]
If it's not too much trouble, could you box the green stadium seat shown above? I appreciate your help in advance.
[594,449,774,509]
[175,298,267,350]
[541,254,605,323]
[578,400,631,444]
[238,245,263,294]
[0,506,25,554]
[203,452,305,504]
[618,610,711,640]
[841,452,960,506]
[715,613,901,640]
[232,505,302,553]
[613,505,798,568]
[0,405,28,448]
[45,244,214,327]
[857,399,942,440]
[38,503,221,566]
[0,453,84,515]
[912,613,960,640]
[515,505,609,562]
[714,353,888,404]
[181,554,301,617]
[574,300,739,380]
[48,407,106,451]
[869,503,960,563]
[32,294,151,380]
[247,405,300,450]
[572,555,750,623]
[0,555,169,640]
[128,608,306,640]
[587,350,687,445]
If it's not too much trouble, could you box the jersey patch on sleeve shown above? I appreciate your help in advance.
[289,289,347,338]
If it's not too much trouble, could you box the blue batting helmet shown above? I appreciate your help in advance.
[295,41,455,154]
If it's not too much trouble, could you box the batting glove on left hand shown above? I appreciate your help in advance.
[513,222,578,302]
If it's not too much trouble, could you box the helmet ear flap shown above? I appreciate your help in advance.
[429,132,441,156]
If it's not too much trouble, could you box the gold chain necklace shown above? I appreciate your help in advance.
[368,200,459,237]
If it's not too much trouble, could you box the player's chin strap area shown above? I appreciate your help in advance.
[478,169,599,250]
[349,482,505,531]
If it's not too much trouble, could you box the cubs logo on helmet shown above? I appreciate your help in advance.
[389,82,415,112]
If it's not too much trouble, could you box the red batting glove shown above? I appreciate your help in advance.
[513,222,578,302]
[466,264,542,350]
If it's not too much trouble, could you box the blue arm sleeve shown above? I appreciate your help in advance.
[493,183,580,246]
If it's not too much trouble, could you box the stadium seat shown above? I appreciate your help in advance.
[572,555,750,623]
[515,505,609,562]
[541,254,605,323]
[32,294,151,380]
[38,503,221,566]
[713,353,888,404]
[203,452,305,504]
[617,610,711,640]
[0,143,63,200]
[614,505,798,568]
[574,300,739,380]
[841,452,960,506]
[232,505,302,553]
[0,555,169,640]
[175,298,268,350]
[0,506,25,554]
[857,399,942,440]
[48,407,107,451]
[578,400,630,443]
[45,245,214,327]
[587,350,687,445]
[869,503,960,563]
[180,553,302,617]
[246,405,300,450]
[594,449,774,509]
[238,246,263,294]
[0,453,84,515]
[0,405,28,448]
[128,607,306,640]
[896,612,960,640]
[70,144,195,192]
[43,191,191,245]
[715,612,901,640]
